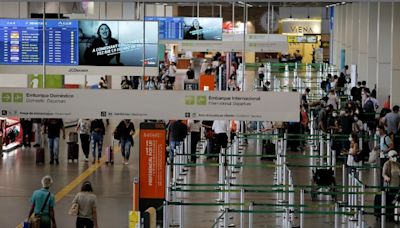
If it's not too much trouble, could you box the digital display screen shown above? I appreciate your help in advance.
[287,35,317,43]
[145,17,183,40]
[146,17,222,41]
[45,20,78,65]
[0,19,43,65]
[183,17,222,40]
[0,19,158,67]
[78,20,158,67]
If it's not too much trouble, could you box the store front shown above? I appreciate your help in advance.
[279,18,324,63]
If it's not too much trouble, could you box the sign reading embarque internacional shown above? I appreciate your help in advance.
[0,88,300,121]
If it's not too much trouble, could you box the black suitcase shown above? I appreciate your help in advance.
[36,147,45,164]
[67,142,79,162]
[374,192,395,220]
[261,141,275,160]
[206,138,219,159]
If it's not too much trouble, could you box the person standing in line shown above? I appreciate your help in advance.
[188,120,201,163]
[72,181,98,228]
[168,120,188,161]
[90,119,105,164]
[382,150,400,221]
[27,175,57,228]
[76,119,91,162]
[43,119,65,165]
[212,120,229,154]
[115,119,135,165]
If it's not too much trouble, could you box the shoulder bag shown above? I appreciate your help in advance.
[30,192,51,228]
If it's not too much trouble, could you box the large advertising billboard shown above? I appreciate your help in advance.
[78,20,158,67]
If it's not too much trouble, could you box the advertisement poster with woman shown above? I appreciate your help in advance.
[78,20,158,67]
[183,18,222,40]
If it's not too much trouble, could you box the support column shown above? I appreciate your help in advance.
[357,3,369,82]
[339,5,347,69]
[376,2,392,107]
[391,3,400,106]
[332,6,340,66]
[351,3,359,65]
[345,4,353,67]
[367,3,378,87]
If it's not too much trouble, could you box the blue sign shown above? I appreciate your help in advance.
[0,19,44,65]
[45,20,79,65]
[145,17,184,40]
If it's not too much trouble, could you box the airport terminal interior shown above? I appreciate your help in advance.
[1,1,400,228]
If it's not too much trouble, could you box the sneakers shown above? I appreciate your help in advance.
[124,161,129,165]
[84,158,89,162]
[55,159,59,165]
[92,160,96,165]
[49,160,54,164]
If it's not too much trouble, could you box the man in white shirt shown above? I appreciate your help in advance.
[212,120,229,153]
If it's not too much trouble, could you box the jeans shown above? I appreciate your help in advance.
[169,141,182,161]
[76,217,94,228]
[48,137,60,161]
[120,138,132,160]
[80,134,90,158]
[91,132,103,159]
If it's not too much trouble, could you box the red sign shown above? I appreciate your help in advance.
[139,123,166,199]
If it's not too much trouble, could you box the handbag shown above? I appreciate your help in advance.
[28,192,51,228]
[68,202,79,216]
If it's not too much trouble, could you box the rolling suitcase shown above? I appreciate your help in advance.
[36,147,45,164]
[67,142,79,162]
[105,140,114,165]
[261,140,275,160]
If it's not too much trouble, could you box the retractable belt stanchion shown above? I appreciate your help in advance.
[342,164,346,203]
[217,148,226,202]
[381,189,386,228]
[179,200,183,228]
[300,189,305,228]
[319,132,324,166]
[334,202,339,228]
[165,163,171,228]
[240,189,245,228]
[248,202,254,228]
[177,144,184,182]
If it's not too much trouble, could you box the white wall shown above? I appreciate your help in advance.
[0,75,27,87]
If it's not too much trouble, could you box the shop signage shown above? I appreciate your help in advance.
[281,19,321,35]
[0,88,300,121]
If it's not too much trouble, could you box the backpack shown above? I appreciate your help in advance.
[363,99,374,113]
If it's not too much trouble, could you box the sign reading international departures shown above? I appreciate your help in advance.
[0,88,300,121]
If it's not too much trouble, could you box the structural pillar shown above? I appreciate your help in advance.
[357,3,369,82]
[332,6,340,66]
[391,3,400,106]
[367,3,378,88]
[339,5,347,70]
[345,4,353,67]
[351,3,359,65]
[376,2,392,107]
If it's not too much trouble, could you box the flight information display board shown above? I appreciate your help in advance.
[145,17,183,40]
[0,19,158,67]
[45,20,78,65]
[0,19,43,65]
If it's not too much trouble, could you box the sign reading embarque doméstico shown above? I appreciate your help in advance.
[0,88,300,121]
